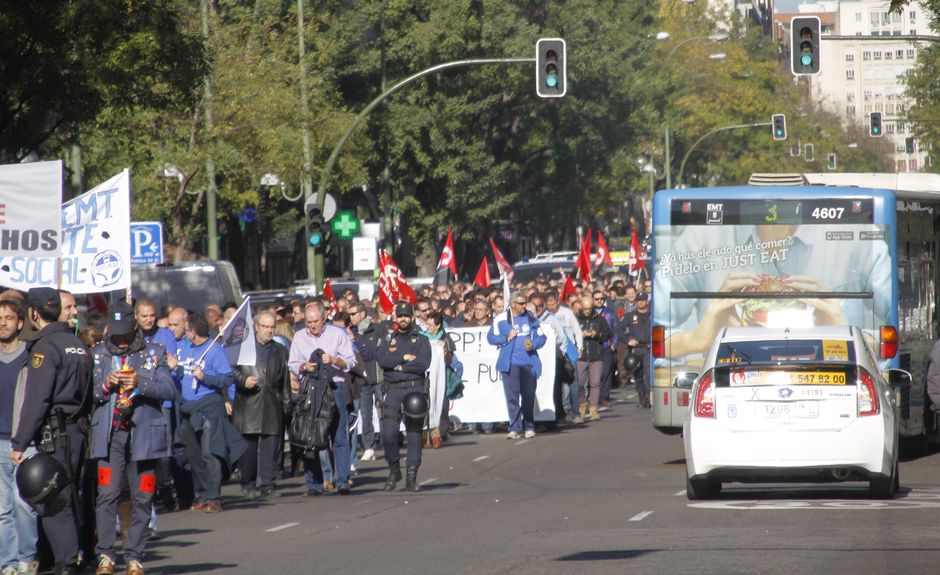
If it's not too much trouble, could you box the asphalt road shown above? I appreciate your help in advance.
[136,390,940,575]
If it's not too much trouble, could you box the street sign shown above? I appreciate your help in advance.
[352,237,377,271]
[331,211,360,240]
[130,222,164,265]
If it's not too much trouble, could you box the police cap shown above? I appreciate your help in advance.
[394,301,414,317]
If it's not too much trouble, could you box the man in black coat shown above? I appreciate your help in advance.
[232,311,291,499]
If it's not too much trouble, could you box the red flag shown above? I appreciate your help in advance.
[560,273,577,303]
[489,238,513,283]
[595,231,613,269]
[434,228,458,285]
[378,249,417,315]
[322,279,339,317]
[575,230,593,282]
[473,256,491,288]
[630,230,647,274]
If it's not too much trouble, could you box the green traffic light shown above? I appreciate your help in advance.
[546,74,558,88]
[801,53,813,66]
[872,127,880,135]
[308,231,323,247]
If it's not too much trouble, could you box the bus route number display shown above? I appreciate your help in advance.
[670,198,875,225]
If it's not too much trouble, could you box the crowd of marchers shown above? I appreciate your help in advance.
[0,271,651,575]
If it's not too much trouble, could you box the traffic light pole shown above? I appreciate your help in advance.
[312,57,534,289]
[676,122,771,188]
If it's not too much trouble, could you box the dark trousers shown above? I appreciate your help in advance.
[501,365,537,434]
[239,434,278,492]
[179,415,222,504]
[599,348,615,402]
[360,383,381,451]
[381,382,426,469]
[42,423,85,569]
[94,430,157,563]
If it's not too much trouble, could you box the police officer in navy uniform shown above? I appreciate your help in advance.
[624,292,652,408]
[90,302,177,575]
[375,301,431,491]
[9,288,93,575]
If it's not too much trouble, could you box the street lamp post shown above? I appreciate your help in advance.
[657,32,729,190]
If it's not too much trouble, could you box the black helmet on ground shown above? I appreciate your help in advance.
[402,391,429,420]
[624,353,642,373]
[15,452,69,516]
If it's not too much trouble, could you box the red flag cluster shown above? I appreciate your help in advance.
[378,249,417,314]
[629,230,647,275]
[322,279,339,317]
[433,228,458,286]
[473,256,491,288]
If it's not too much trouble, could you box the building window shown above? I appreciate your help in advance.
[911,11,916,22]
[863,90,872,100]
[886,123,896,134]
[897,49,904,58]
[847,93,855,102]
[907,49,915,58]
[897,121,906,132]
[885,51,893,60]
[886,104,894,114]
[863,51,871,60]
[846,105,856,115]
[875,104,884,112]
[911,29,917,35]
[874,51,882,60]
[892,12,901,22]
[893,30,902,36]
[847,69,856,80]
[845,52,855,61]
[910,159,918,171]
[870,12,880,25]
[898,160,907,172]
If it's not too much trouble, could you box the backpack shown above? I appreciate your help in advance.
[289,370,337,451]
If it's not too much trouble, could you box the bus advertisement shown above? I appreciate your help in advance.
[650,185,899,434]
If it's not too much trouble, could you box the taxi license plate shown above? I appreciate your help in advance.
[756,401,819,419]
[790,372,846,385]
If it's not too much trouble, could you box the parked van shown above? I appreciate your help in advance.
[131,261,243,312]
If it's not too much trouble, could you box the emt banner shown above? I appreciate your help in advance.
[0,169,132,293]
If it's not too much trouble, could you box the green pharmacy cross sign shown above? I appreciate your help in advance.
[331,211,360,240]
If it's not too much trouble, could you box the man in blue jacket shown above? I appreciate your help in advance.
[487,291,547,439]
[90,302,176,575]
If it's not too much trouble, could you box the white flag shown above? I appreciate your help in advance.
[220,298,256,367]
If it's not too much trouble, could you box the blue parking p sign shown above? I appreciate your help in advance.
[130,222,164,265]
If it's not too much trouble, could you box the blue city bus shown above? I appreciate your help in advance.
[650,184,900,435]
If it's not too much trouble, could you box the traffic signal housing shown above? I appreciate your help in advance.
[869,112,883,138]
[771,114,787,141]
[305,203,325,247]
[536,38,566,98]
[905,137,915,154]
[791,16,821,76]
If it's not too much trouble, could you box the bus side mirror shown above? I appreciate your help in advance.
[674,372,699,390]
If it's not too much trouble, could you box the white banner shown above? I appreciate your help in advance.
[0,170,131,293]
[0,160,62,259]
[446,326,556,424]
[221,297,256,368]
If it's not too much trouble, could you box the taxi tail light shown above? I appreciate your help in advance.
[857,368,880,417]
[652,326,665,358]
[693,372,715,418]
[879,325,898,359]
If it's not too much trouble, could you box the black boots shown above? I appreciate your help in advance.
[384,462,402,491]
[405,467,421,492]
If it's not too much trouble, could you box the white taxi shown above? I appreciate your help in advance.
[682,326,908,500]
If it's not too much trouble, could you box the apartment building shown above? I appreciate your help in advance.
[775,0,934,172]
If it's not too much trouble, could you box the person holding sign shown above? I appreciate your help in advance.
[487,291,547,440]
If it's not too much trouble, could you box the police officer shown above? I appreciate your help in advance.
[9,288,93,575]
[90,302,176,575]
[375,301,431,492]
[624,292,652,408]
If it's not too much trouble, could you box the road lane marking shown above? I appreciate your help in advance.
[266,522,299,532]
[419,477,437,486]
[473,455,491,462]
[515,440,529,445]
[674,490,687,496]
[629,511,654,522]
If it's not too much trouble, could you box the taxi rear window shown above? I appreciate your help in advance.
[715,339,855,367]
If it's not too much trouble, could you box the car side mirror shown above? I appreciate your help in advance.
[674,372,698,390]
[887,369,912,390]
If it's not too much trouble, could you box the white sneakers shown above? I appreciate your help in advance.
[524,430,536,439]
[360,448,376,462]
[506,431,521,440]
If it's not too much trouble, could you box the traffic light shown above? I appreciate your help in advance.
[791,16,821,76]
[771,114,787,141]
[905,137,915,154]
[536,38,566,98]
[804,143,815,162]
[869,112,883,138]
[305,203,325,247]
[827,153,837,170]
